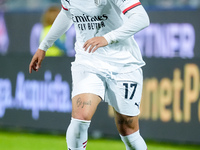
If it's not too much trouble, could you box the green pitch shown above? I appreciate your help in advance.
[0,131,199,150]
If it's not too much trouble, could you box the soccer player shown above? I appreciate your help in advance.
[29,0,150,149]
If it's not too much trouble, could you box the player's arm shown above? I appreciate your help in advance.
[29,8,73,73]
[38,8,72,52]
[103,3,150,44]
[83,2,150,53]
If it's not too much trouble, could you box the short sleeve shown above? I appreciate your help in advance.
[61,0,69,11]
[112,0,141,14]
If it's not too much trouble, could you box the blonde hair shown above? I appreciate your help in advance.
[41,6,61,27]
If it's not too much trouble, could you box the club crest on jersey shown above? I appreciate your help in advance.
[65,0,70,5]
[94,0,107,6]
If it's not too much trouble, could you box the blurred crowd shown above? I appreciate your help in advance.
[0,0,60,11]
[0,0,200,11]
[141,0,200,9]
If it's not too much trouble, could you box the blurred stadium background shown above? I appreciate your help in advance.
[0,0,200,149]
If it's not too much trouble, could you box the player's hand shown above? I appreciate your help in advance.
[83,36,108,53]
[29,49,46,74]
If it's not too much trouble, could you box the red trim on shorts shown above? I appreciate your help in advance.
[122,2,141,14]
[62,5,68,11]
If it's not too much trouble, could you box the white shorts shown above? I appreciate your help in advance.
[71,63,143,116]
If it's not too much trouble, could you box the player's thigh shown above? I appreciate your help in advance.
[113,109,139,136]
[72,93,101,121]
[71,63,105,120]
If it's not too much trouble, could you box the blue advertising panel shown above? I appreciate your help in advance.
[0,12,9,55]
[1,10,200,58]
[0,56,200,143]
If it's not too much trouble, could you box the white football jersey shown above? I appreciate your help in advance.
[61,0,147,73]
